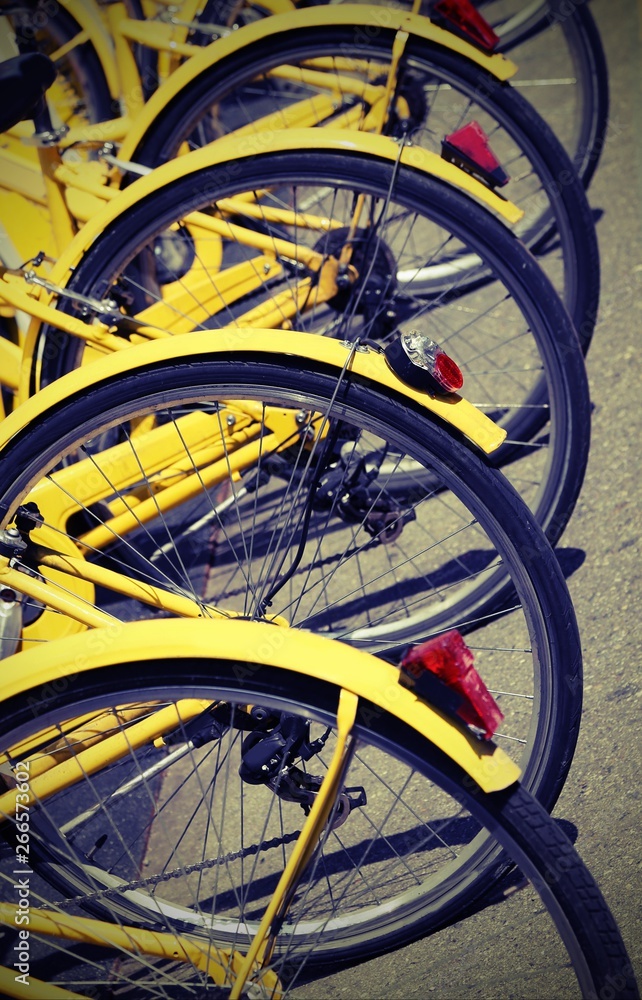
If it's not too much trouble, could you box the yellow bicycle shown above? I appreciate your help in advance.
[0,318,585,939]
[0,54,588,928]
[0,59,591,559]
[1,3,601,354]
[0,618,635,998]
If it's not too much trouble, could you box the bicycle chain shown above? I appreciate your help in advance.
[53,830,301,910]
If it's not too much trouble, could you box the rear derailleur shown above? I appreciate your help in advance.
[239,713,366,828]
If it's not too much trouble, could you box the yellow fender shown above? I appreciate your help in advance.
[41,130,523,275]
[117,4,517,161]
[8,327,506,479]
[0,618,521,792]
[18,126,522,400]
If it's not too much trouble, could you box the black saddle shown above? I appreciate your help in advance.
[0,52,57,134]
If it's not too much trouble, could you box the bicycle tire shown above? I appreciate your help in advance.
[33,145,591,554]
[128,18,600,349]
[5,0,115,124]
[0,638,633,995]
[479,0,610,188]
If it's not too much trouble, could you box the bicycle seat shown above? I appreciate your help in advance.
[0,53,57,134]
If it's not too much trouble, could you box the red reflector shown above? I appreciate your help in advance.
[442,120,510,189]
[431,0,500,54]
[434,351,464,392]
[400,630,504,739]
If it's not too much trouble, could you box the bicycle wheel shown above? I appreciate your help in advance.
[33,144,591,552]
[1,347,582,814]
[477,0,610,188]
[0,631,634,996]
[128,16,600,350]
[2,0,115,125]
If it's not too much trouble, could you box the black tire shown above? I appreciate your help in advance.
[32,147,591,552]
[128,20,600,351]
[6,0,115,123]
[1,351,582,811]
[0,650,634,995]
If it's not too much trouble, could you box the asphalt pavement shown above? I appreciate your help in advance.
[294,1,642,995]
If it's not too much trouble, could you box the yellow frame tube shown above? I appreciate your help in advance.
[0,698,212,817]
[0,144,47,203]
[106,3,145,118]
[230,91,361,135]
[1,619,521,792]
[371,29,410,135]
[36,550,229,619]
[263,63,384,107]
[0,337,21,392]
[12,704,164,778]
[36,147,77,254]
[1,710,114,768]
[132,255,283,334]
[72,417,299,551]
[117,16,216,59]
[0,903,276,991]
[230,687,359,997]
[19,403,265,542]
[0,561,116,629]
[49,27,90,62]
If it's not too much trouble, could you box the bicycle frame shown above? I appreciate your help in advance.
[0,617,520,997]
[0,3,521,245]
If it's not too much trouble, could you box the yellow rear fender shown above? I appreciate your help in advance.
[8,329,506,478]
[116,3,517,161]
[23,128,521,298]
[19,127,522,401]
[63,130,523,272]
[0,619,521,793]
